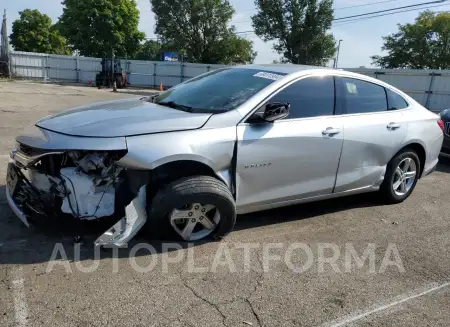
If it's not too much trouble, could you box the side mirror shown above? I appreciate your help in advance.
[264,102,290,122]
[248,102,290,123]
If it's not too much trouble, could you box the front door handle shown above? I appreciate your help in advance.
[322,127,341,136]
[387,122,401,130]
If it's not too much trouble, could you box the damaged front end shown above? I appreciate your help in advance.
[7,143,148,247]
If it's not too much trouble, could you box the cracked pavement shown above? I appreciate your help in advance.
[1,82,450,327]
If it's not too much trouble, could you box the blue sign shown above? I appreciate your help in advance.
[162,52,179,62]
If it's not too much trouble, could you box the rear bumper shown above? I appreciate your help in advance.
[423,161,438,177]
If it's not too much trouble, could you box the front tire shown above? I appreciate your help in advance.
[147,176,236,241]
[380,149,420,204]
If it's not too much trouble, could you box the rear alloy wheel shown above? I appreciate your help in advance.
[392,158,417,196]
[380,150,420,203]
[148,176,236,241]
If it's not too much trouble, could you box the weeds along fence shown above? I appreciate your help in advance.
[9,51,450,112]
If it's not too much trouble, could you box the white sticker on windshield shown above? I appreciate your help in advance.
[253,72,284,81]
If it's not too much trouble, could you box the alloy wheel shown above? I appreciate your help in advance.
[392,157,417,196]
[169,203,220,241]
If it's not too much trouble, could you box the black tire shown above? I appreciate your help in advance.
[146,176,236,241]
[116,77,123,89]
[380,149,420,204]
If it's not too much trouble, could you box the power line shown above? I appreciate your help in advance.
[333,3,450,26]
[334,0,447,20]
[235,1,449,34]
[232,0,405,20]
[233,0,403,15]
[334,0,402,11]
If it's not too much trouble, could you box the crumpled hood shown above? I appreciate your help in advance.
[36,98,212,137]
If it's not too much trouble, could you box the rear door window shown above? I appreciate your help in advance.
[340,77,388,114]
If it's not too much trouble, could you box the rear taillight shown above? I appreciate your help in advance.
[438,119,444,132]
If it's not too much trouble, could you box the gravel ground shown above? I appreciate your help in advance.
[0,81,449,327]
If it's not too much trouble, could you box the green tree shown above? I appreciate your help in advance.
[58,0,145,58]
[372,11,450,69]
[133,40,163,61]
[9,9,70,55]
[251,0,336,65]
[133,40,183,61]
[150,0,256,64]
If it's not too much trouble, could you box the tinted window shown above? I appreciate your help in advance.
[153,68,286,113]
[341,78,388,114]
[386,88,408,110]
[269,76,335,119]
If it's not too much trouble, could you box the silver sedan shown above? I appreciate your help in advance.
[6,65,444,245]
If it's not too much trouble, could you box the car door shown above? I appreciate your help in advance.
[236,75,345,212]
[334,77,408,193]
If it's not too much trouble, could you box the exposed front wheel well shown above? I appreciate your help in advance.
[148,160,223,199]
[395,143,426,178]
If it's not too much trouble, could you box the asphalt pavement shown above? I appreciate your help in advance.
[0,81,449,327]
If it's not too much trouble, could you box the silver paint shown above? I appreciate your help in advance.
[16,125,127,150]
[9,65,444,234]
[36,97,212,137]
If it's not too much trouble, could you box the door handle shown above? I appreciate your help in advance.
[387,122,401,130]
[322,127,341,136]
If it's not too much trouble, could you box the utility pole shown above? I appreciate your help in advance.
[334,39,343,68]
[111,0,117,92]
[112,47,117,92]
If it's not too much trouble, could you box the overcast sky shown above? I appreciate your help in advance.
[3,0,450,67]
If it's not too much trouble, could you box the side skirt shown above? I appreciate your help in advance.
[236,185,380,215]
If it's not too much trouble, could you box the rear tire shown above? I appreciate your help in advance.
[146,176,236,241]
[380,149,420,204]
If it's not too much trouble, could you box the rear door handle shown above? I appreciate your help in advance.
[387,122,401,130]
[322,127,341,136]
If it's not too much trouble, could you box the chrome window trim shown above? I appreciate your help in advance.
[238,70,413,126]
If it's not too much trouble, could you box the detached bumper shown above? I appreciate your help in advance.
[6,183,30,227]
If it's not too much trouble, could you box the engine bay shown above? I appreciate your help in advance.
[13,149,125,221]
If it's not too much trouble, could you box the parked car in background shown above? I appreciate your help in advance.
[6,65,444,246]
[439,109,450,158]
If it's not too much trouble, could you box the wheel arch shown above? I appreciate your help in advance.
[148,159,233,196]
[394,142,426,178]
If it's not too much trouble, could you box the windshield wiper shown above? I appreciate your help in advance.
[157,101,194,113]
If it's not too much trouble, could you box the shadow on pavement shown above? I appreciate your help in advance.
[0,184,382,266]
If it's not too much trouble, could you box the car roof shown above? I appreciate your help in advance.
[234,64,336,75]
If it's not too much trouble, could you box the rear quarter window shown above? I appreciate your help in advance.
[386,88,409,110]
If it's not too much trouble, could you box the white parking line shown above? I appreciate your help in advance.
[321,281,450,327]
[11,267,28,327]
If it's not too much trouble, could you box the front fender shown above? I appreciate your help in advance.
[117,127,236,177]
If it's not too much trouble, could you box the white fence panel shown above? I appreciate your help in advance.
[11,51,47,79]
[128,61,155,87]
[48,55,77,81]
[77,57,101,83]
[9,50,450,111]
[183,64,209,79]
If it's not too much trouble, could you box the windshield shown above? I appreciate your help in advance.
[152,68,286,113]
